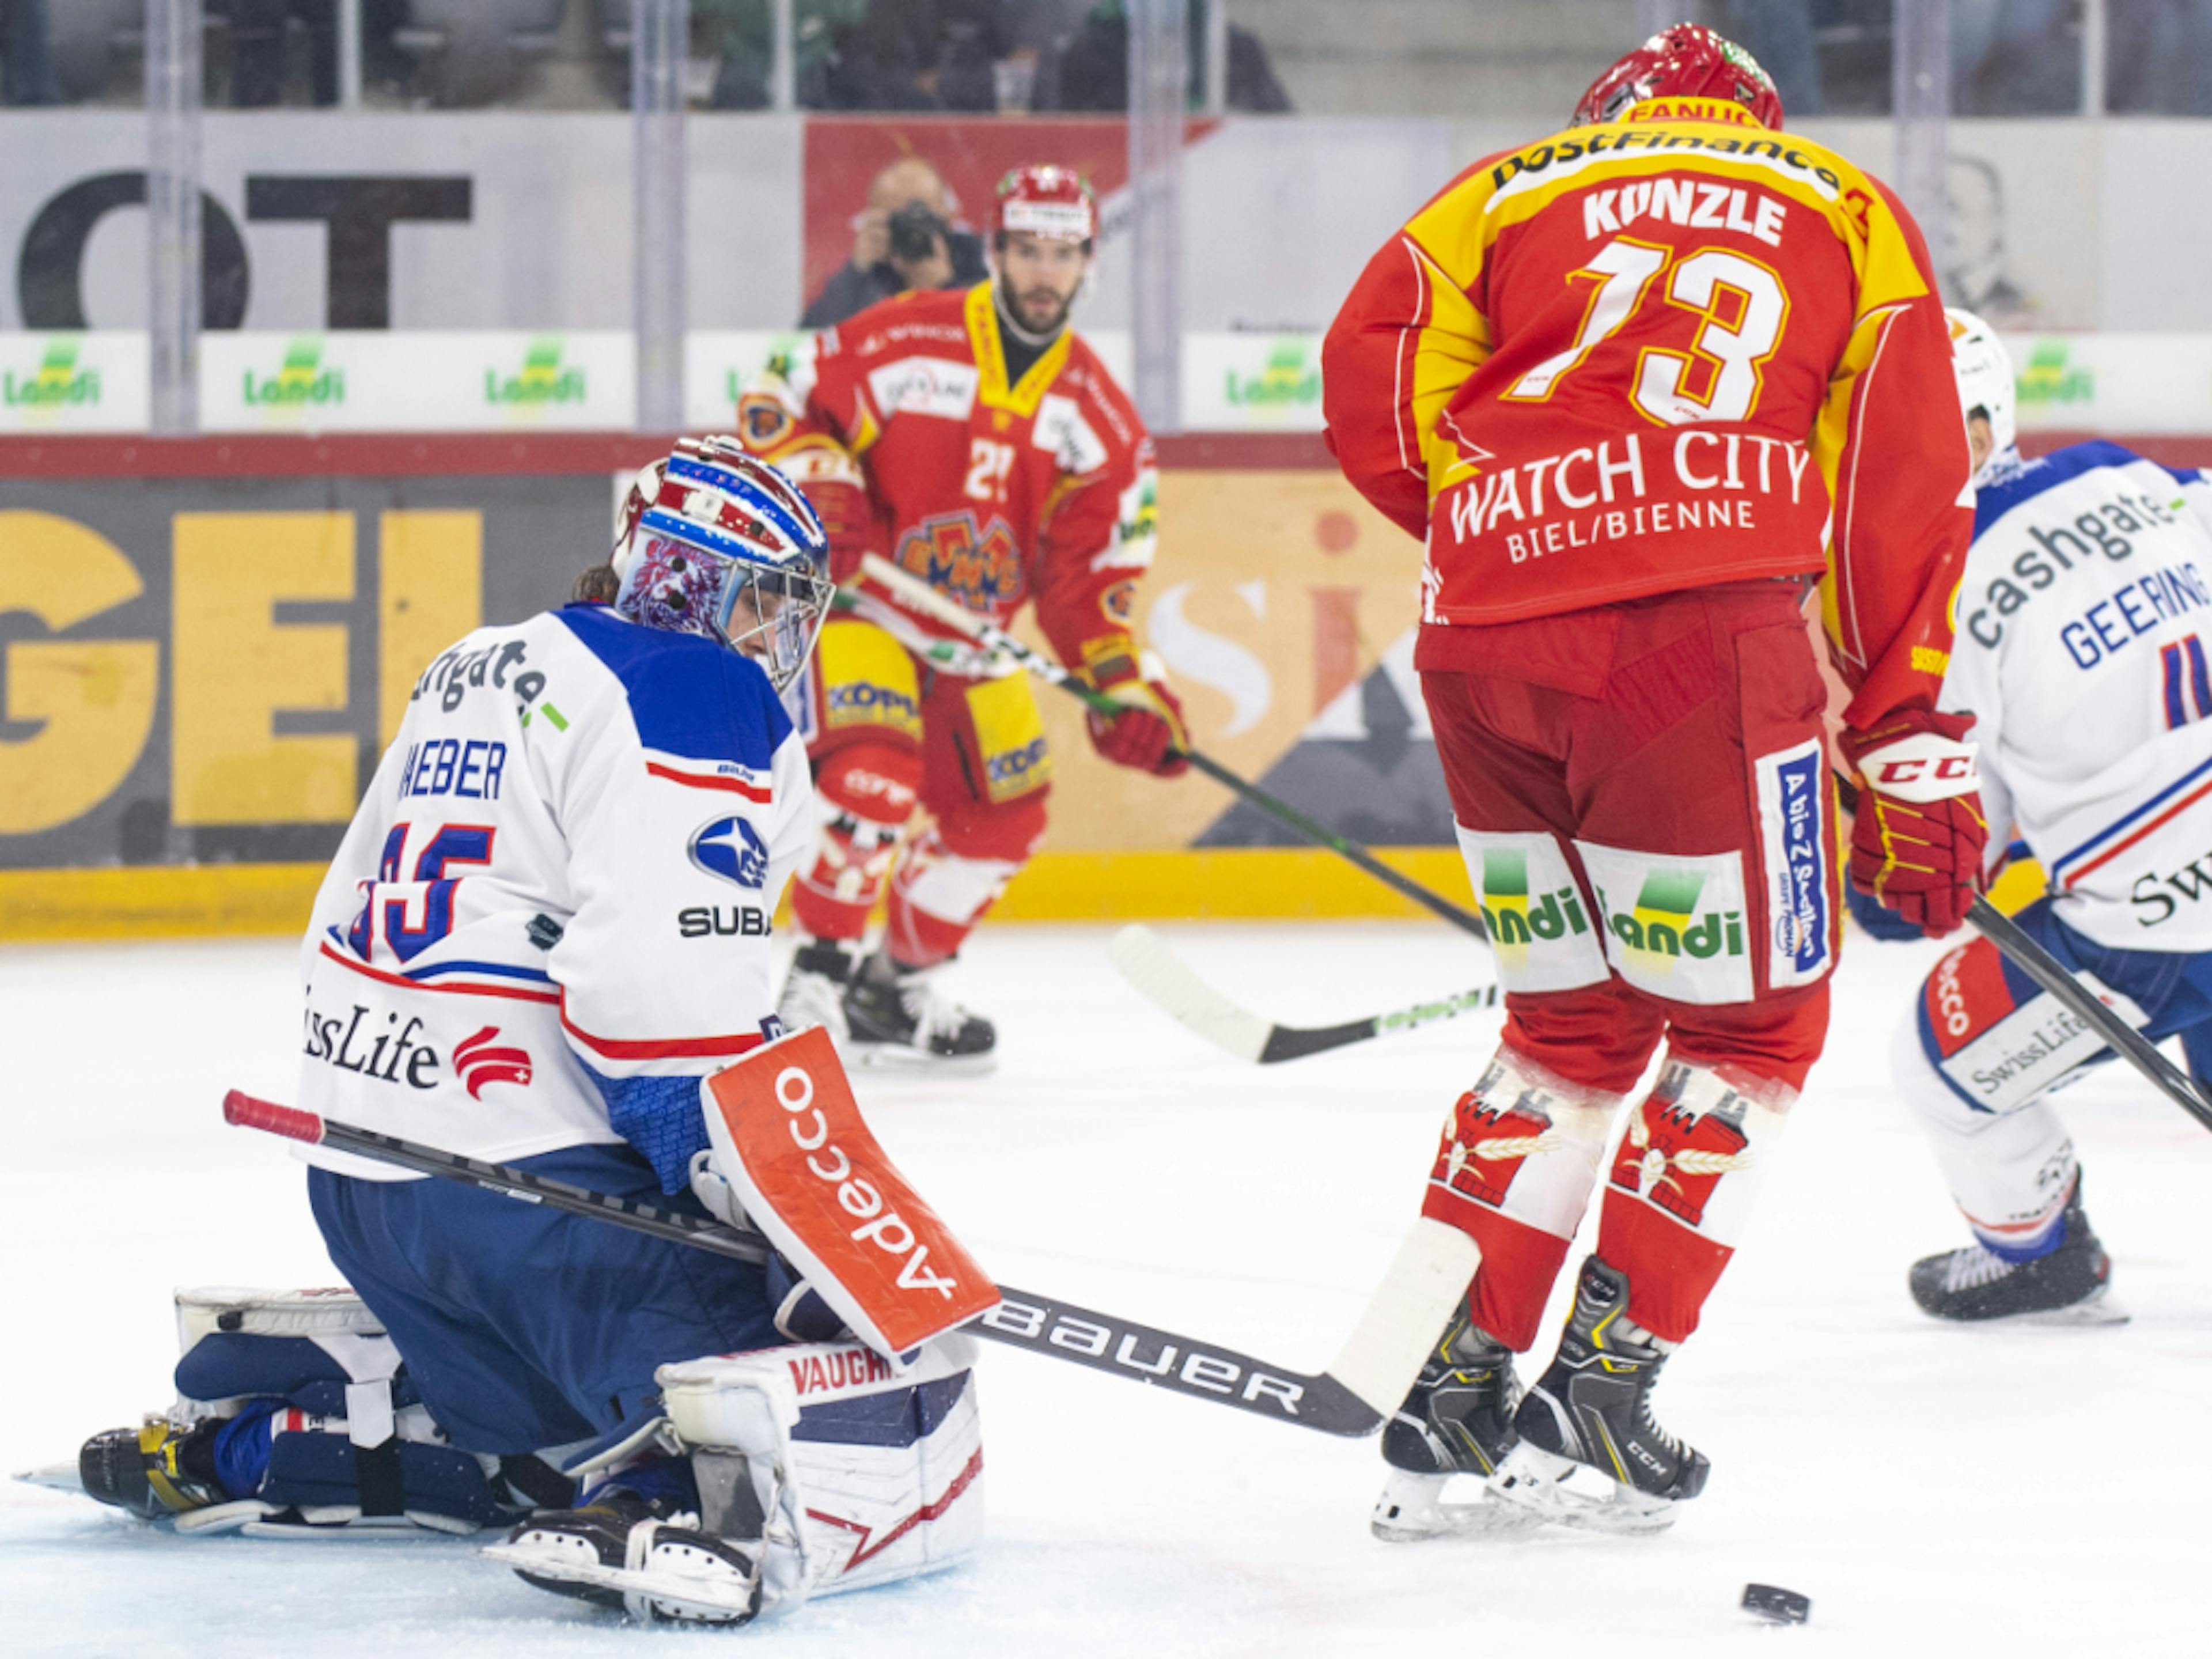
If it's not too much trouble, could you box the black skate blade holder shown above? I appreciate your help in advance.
[1741,1584,1811,1626]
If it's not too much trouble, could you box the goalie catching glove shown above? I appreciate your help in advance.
[1841,707,1988,937]
[1077,636,1190,778]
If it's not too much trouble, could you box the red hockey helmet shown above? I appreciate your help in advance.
[1571,24,1783,130]
[992,165,1097,244]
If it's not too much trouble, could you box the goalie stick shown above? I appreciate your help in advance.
[1109,924,1499,1063]
[221,1090,1449,1437]
[856,553,1490,944]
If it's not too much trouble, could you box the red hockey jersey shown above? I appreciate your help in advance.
[1322,97,1972,732]
[741,282,1157,680]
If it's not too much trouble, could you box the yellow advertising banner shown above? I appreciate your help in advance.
[0,460,1471,940]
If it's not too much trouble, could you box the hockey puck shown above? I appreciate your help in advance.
[1741,1584,1811,1626]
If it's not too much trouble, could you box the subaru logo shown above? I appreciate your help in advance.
[690,815,768,889]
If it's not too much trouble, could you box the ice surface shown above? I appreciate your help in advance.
[4,922,2206,1656]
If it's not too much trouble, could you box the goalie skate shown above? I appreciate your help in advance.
[486,1489,763,1626]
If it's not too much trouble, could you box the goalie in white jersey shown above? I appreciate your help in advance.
[70,441,992,1627]
[1871,312,2212,1321]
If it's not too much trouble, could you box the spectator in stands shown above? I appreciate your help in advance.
[1719,1,1822,115]
[2107,0,2212,114]
[1952,0,2080,114]
[224,0,339,107]
[810,0,1018,111]
[694,0,862,109]
[0,0,59,105]
[800,155,988,329]
[1054,0,1289,111]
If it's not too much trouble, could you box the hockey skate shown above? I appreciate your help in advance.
[1910,1180,2127,1325]
[1372,1312,1545,1542]
[1487,1256,1709,1536]
[492,1484,764,1626]
[76,1421,228,1520]
[842,949,997,1071]
[777,937,858,1042]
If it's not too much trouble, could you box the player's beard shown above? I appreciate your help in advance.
[999,275,1074,341]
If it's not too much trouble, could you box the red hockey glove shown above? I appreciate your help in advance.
[1079,637,1190,778]
[1840,708,1988,938]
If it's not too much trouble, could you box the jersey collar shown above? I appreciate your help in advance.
[965,281,1070,417]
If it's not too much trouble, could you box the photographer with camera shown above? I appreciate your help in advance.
[801,156,988,328]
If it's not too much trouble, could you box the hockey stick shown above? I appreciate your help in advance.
[1965,899,2212,1135]
[221,1090,1390,1436]
[855,553,1490,943]
[1109,923,1499,1063]
[1834,774,2212,1132]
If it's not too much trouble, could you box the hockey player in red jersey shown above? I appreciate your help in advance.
[739,165,1185,1069]
[1325,25,1983,1536]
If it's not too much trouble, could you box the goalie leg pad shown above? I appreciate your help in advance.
[669,1336,984,1605]
[491,1337,983,1623]
[82,1288,554,1536]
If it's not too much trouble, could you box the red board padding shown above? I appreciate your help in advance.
[702,1027,997,1356]
[0,427,2197,481]
[0,430,1338,478]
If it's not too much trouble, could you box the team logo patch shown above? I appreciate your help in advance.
[1755,739,1832,990]
[738,391,792,447]
[691,815,770,889]
[453,1027,532,1099]
[1456,828,1611,994]
[892,511,1026,615]
[1101,579,1137,623]
[1575,840,1753,1005]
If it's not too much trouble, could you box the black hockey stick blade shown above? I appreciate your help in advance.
[1109,925,1498,1065]
[968,1290,1382,1435]
[1966,897,2212,1134]
[224,1092,1385,1437]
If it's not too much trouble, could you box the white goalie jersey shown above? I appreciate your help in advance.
[1944,441,2212,950]
[297,602,812,1177]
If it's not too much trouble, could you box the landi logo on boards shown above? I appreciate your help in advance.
[242,337,345,407]
[2,338,100,408]
[486,337,586,406]
[1223,338,1320,408]
[2018,340,2093,408]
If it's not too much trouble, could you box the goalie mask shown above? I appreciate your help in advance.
[613,438,832,692]
[1946,307,2020,489]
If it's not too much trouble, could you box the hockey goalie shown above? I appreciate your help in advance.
[44,442,994,1627]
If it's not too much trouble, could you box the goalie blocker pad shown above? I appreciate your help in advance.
[702,1027,999,1363]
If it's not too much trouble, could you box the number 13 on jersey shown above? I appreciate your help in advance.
[1505,236,1790,426]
